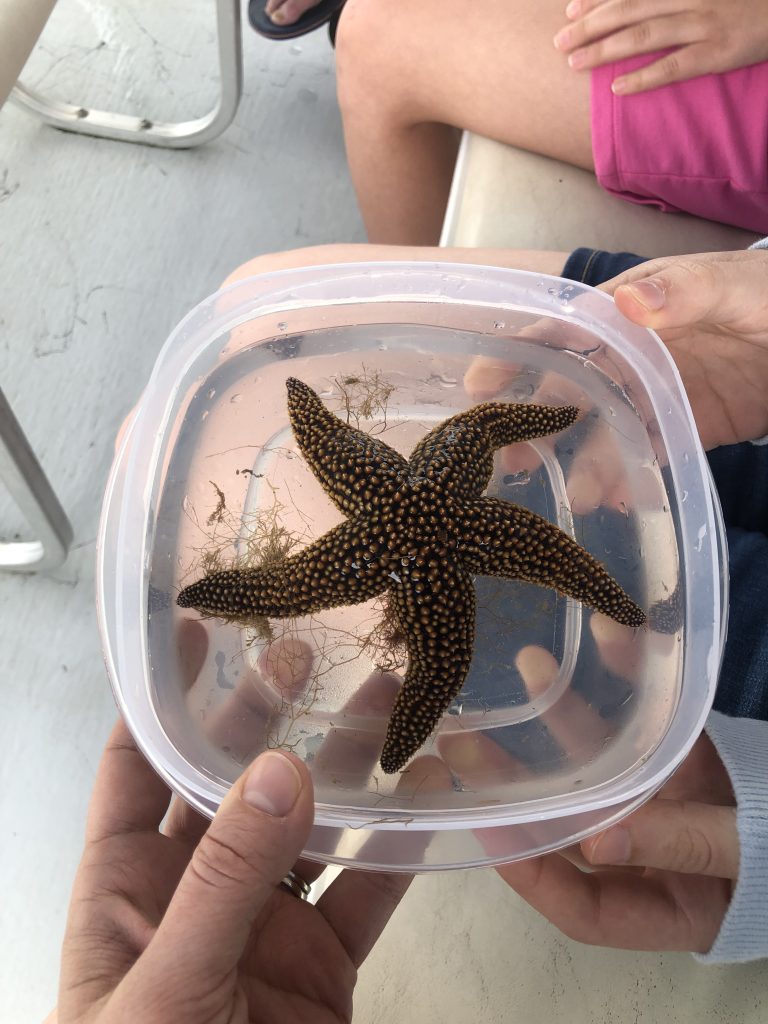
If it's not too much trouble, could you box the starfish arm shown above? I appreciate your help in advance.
[408,402,578,498]
[648,579,683,635]
[177,519,389,619]
[379,562,476,774]
[457,497,646,628]
[286,377,409,515]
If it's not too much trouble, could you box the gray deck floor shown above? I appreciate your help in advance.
[1,4,361,1020]
[2,4,767,1023]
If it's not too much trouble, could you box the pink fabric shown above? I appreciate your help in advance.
[591,54,768,233]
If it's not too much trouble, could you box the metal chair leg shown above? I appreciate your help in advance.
[9,0,242,149]
[0,388,73,572]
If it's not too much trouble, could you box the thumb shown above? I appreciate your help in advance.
[581,798,739,878]
[606,252,768,333]
[149,750,313,981]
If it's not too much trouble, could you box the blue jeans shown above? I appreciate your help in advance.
[562,248,768,721]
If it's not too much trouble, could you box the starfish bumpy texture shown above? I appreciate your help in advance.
[178,377,645,773]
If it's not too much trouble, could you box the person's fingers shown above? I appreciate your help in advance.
[463,356,522,401]
[176,617,210,691]
[524,369,590,412]
[497,850,726,951]
[192,665,272,763]
[298,671,402,873]
[610,43,713,95]
[194,637,315,764]
[465,364,587,483]
[605,251,768,334]
[497,374,586,478]
[148,749,314,984]
[315,758,448,965]
[441,643,614,791]
[657,733,735,806]
[162,795,212,847]
[563,419,628,515]
[589,613,647,683]
[86,720,171,845]
[352,754,457,870]
[314,671,402,780]
[582,799,740,878]
[555,0,687,51]
[259,635,315,694]
[563,16,702,72]
[517,645,612,758]
[439,726,532,781]
[526,363,649,516]
[313,757,448,966]
[166,637,324,853]
[440,732,547,862]
[462,306,598,406]
[316,866,413,968]
[166,670,411,904]
[440,642,634,866]
[588,612,688,761]
[290,855,329,886]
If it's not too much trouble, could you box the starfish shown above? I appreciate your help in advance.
[178,377,645,774]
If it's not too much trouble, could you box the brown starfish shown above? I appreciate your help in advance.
[178,377,645,773]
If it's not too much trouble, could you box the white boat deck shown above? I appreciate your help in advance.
[1,3,766,1021]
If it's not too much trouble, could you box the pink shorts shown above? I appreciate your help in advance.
[591,55,768,233]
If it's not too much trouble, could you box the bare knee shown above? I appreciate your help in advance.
[221,244,384,289]
[336,0,411,123]
[335,0,389,68]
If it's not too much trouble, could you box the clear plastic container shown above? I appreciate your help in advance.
[97,262,727,871]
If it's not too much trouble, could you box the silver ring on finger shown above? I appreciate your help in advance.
[280,869,312,901]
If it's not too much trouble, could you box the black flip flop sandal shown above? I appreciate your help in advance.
[248,0,346,41]
[328,5,342,45]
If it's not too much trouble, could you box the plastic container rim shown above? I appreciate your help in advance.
[96,261,724,830]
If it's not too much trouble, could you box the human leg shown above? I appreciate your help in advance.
[117,244,567,465]
[220,243,569,287]
[249,0,344,39]
[335,0,592,246]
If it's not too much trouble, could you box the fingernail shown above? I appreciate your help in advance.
[270,10,287,23]
[262,637,314,694]
[611,77,628,94]
[553,29,570,49]
[590,826,631,864]
[567,466,601,515]
[625,279,666,311]
[438,735,482,774]
[568,50,586,69]
[566,0,580,16]
[244,751,302,815]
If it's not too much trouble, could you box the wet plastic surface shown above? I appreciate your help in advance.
[98,263,727,870]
